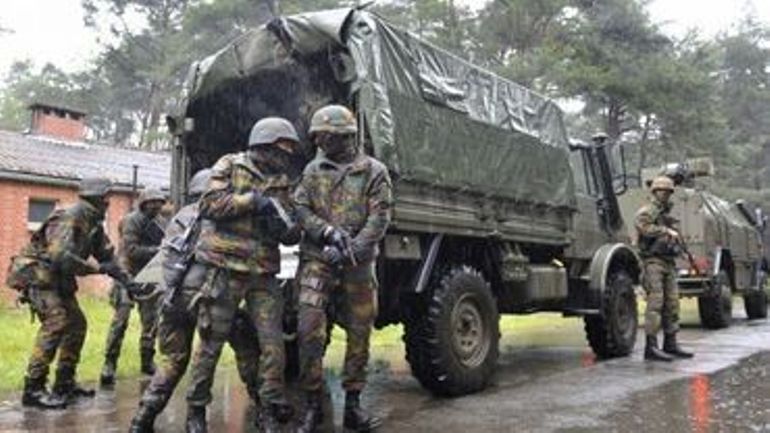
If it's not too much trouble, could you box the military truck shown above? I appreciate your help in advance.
[167,8,643,397]
[618,159,769,329]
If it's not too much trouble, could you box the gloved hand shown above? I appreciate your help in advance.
[322,246,345,267]
[99,261,129,284]
[323,226,348,250]
[251,189,277,215]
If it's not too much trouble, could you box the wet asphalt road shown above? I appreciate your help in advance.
[2,301,770,433]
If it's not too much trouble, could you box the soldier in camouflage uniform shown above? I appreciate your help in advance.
[100,189,167,385]
[18,178,127,408]
[636,175,694,362]
[185,117,302,433]
[129,169,265,433]
[294,105,392,433]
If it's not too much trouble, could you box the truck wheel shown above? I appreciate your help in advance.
[744,274,768,319]
[584,270,638,359]
[698,271,732,329]
[403,266,499,397]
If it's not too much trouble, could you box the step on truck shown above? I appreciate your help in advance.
[168,7,642,396]
[619,159,769,329]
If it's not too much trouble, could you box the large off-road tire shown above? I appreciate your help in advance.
[698,271,732,329]
[744,273,768,319]
[403,266,500,397]
[584,270,638,359]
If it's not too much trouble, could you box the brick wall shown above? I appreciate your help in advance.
[0,179,134,302]
[30,109,86,141]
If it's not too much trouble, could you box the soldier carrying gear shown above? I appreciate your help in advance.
[295,105,392,433]
[100,187,167,386]
[129,169,265,433]
[15,177,123,409]
[184,117,302,433]
[636,175,694,362]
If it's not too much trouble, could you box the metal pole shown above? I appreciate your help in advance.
[131,164,139,208]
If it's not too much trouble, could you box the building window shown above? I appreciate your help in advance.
[28,198,57,231]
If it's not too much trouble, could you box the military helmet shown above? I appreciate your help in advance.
[650,176,675,192]
[188,168,212,197]
[248,117,299,147]
[78,177,112,197]
[308,105,357,136]
[138,188,166,207]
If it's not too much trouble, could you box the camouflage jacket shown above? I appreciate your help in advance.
[294,152,392,262]
[22,200,115,291]
[635,198,677,260]
[196,151,297,274]
[118,209,165,275]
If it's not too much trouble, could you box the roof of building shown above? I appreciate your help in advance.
[0,130,171,190]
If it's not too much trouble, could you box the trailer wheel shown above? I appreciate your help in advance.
[698,271,732,329]
[584,270,638,359]
[744,273,768,319]
[403,266,499,397]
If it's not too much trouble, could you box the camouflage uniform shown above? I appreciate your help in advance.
[132,201,262,425]
[186,151,297,410]
[24,195,116,404]
[102,206,165,379]
[294,152,392,395]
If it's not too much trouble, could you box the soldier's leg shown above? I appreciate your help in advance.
[643,261,674,362]
[53,295,94,399]
[662,264,693,358]
[297,260,333,432]
[338,263,382,431]
[23,290,68,408]
[137,290,161,374]
[101,285,133,384]
[228,308,261,402]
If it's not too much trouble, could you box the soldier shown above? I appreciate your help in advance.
[17,177,127,408]
[636,175,694,362]
[185,117,301,433]
[294,105,392,433]
[129,169,264,433]
[100,188,167,385]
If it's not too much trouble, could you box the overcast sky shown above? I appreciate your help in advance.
[0,0,768,80]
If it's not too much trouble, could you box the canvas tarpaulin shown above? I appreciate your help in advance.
[180,8,576,208]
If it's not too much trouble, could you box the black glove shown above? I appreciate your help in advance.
[322,246,345,267]
[99,261,128,284]
[251,189,276,215]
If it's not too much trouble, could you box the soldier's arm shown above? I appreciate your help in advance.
[46,214,98,275]
[352,167,393,257]
[293,175,330,244]
[123,215,157,264]
[634,207,669,238]
[91,224,116,264]
[199,155,254,220]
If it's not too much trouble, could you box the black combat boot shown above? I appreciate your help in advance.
[343,391,382,432]
[100,356,117,387]
[52,366,95,403]
[21,376,66,409]
[261,399,294,432]
[140,350,156,376]
[663,333,694,359]
[297,393,323,433]
[129,402,161,433]
[185,405,207,433]
[644,335,675,362]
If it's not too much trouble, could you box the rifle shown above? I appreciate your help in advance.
[673,236,700,276]
[64,252,153,299]
[159,212,203,316]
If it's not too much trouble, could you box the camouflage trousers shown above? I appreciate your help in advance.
[186,268,285,407]
[139,284,261,411]
[26,289,86,381]
[643,259,680,336]
[297,259,378,393]
[103,282,160,362]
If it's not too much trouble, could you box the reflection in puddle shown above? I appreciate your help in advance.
[689,374,711,433]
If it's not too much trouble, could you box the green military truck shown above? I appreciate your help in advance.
[168,8,643,397]
[618,159,769,329]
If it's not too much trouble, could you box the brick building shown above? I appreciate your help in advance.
[0,103,170,301]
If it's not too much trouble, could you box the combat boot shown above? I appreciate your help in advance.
[185,405,207,433]
[297,393,323,433]
[141,350,156,376]
[663,333,694,359]
[644,335,674,362]
[21,376,66,410]
[343,391,382,432]
[52,366,95,403]
[262,399,294,432]
[129,402,161,433]
[100,356,117,387]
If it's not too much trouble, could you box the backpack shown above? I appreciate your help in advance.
[6,209,66,292]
